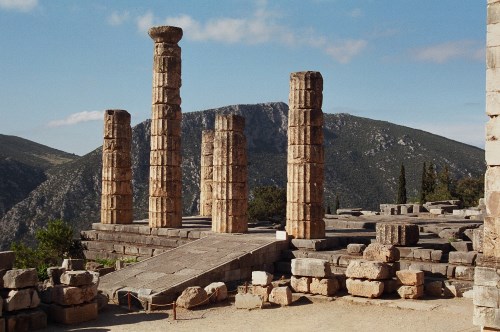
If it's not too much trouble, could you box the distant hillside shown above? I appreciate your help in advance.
[0,134,79,217]
[0,102,485,249]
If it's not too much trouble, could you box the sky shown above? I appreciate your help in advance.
[0,0,487,156]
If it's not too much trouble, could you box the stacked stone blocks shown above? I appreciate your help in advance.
[101,109,133,224]
[286,71,325,239]
[199,130,215,216]
[148,26,183,228]
[212,114,248,233]
[290,258,339,296]
[376,223,419,246]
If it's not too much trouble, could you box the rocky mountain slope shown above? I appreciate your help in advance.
[0,102,485,249]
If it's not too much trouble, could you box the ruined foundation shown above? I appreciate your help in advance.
[286,71,325,239]
[212,114,248,233]
[199,130,215,216]
[101,109,133,224]
[148,26,183,228]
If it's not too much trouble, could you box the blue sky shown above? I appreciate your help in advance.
[0,0,487,155]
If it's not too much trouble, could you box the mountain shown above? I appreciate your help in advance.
[0,134,78,217]
[0,102,485,249]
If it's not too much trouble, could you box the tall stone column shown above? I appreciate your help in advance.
[200,130,215,216]
[148,26,183,228]
[101,109,133,224]
[474,3,500,330]
[212,114,248,233]
[286,71,325,239]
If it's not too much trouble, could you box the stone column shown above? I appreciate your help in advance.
[474,3,500,330]
[101,109,133,224]
[286,71,325,239]
[212,114,248,233]
[199,130,215,216]
[148,26,183,228]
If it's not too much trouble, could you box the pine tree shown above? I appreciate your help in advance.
[426,162,437,194]
[326,205,331,214]
[397,163,407,204]
[419,162,427,203]
[333,194,340,214]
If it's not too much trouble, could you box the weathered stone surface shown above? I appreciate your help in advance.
[346,278,384,298]
[290,276,311,293]
[347,244,366,255]
[251,285,273,302]
[345,260,391,280]
[448,251,477,265]
[455,266,475,281]
[49,301,98,325]
[269,287,292,306]
[60,271,93,287]
[310,277,339,296]
[47,267,66,285]
[4,289,39,311]
[61,259,85,271]
[204,282,227,303]
[3,269,38,289]
[398,285,424,299]
[473,228,484,252]
[475,266,500,287]
[235,293,263,309]
[52,285,83,306]
[376,223,419,246]
[363,243,399,262]
[0,251,15,270]
[176,286,208,309]
[396,270,424,286]
[383,279,401,294]
[291,258,331,278]
[252,271,273,286]
[4,309,47,331]
[474,285,500,308]
[199,130,214,217]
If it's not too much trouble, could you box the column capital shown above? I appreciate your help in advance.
[148,26,183,44]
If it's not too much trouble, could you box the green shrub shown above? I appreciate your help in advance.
[248,186,286,223]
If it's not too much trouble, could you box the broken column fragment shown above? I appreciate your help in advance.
[101,109,133,224]
[199,130,215,216]
[148,26,183,228]
[286,71,325,239]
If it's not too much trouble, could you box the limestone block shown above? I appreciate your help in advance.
[212,165,247,183]
[290,276,311,293]
[489,2,500,25]
[288,109,323,128]
[488,68,500,93]
[288,125,323,145]
[287,144,324,164]
[49,301,98,325]
[101,194,133,210]
[474,285,500,308]
[487,92,500,116]
[152,86,181,105]
[152,104,182,120]
[383,278,401,294]
[149,196,181,213]
[101,167,132,181]
[397,285,424,299]
[286,202,324,221]
[287,163,324,184]
[286,219,326,240]
[0,251,15,270]
[363,243,399,263]
[310,277,339,296]
[289,71,323,91]
[176,286,208,309]
[252,285,273,302]
[448,251,477,265]
[291,258,331,278]
[347,244,366,255]
[52,285,83,306]
[346,278,384,298]
[425,280,443,297]
[286,182,323,203]
[396,270,424,286]
[203,282,227,303]
[269,287,292,306]
[102,151,131,168]
[3,269,38,289]
[289,89,322,110]
[473,305,500,328]
[101,209,133,224]
[4,309,47,331]
[103,122,131,140]
[215,114,245,132]
[475,267,500,287]
[487,140,500,166]
[252,271,273,286]
[345,260,391,280]
[4,288,39,311]
[472,229,484,253]
[455,266,475,280]
[375,223,419,246]
[152,70,181,89]
[213,183,247,201]
[60,271,93,287]
[235,293,263,309]
[153,55,181,73]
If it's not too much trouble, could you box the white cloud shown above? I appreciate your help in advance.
[107,11,130,26]
[47,111,103,128]
[412,40,484,63]
[325,39,367,63]
[0,0,37,12]
[136,11,154,33]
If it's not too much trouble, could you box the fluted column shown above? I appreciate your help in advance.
[200,130,215,216]
[212,114,248,233]
[101,109,133,224]
[286,71,325,239]
[148,26,183,228]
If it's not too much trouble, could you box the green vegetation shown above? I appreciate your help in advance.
[396,164,407,204]
[11,219,83,280]
[248,186,286,223]
[333,194,340,215]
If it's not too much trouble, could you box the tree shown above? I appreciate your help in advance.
[397,163,407,204]
[248,186,286,223]
[455,176,484,207]
[333,194,340,214]
[326,205,331,214]
[419,162,427,203]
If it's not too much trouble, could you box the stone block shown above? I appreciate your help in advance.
[47,267,66,285]
[346,243,366,255]
[4,289,39,311]
[4,309,47,332]
[398,285,424,299]
[252,271,273,286]
[310,277,339,296]
[450,241,473,252]
[3,269,38,289]
[425,280,443,297]
[346,278,384,298]
[290,258,331,278]
[473,306,500,328]
[455,266,475,281]
[376,223,419,246]
[49,301,98,325]
[269,287,292,306]
[431,250,443,262]
[363,243,399,262]
[345,260,391,280]
[475,266,500,287]
[52,285,83,306]
[413,249,433,261]
[448,251,477,265]
[176,287,208,309]
[204,282,227,303]
[396,270,424,286]
[473,229,484,252]
[290,276,311,293]
[474,285,500,308]
[487,140,500,166]
[60,271,93,287]
[0,252,15,270]
[235,293,263,309]
[444,281,472,298]
[251,285,272,302]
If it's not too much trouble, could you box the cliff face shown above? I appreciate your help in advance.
[0,102,485,249]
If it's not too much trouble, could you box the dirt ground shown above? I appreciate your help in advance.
[41,295,479,332]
